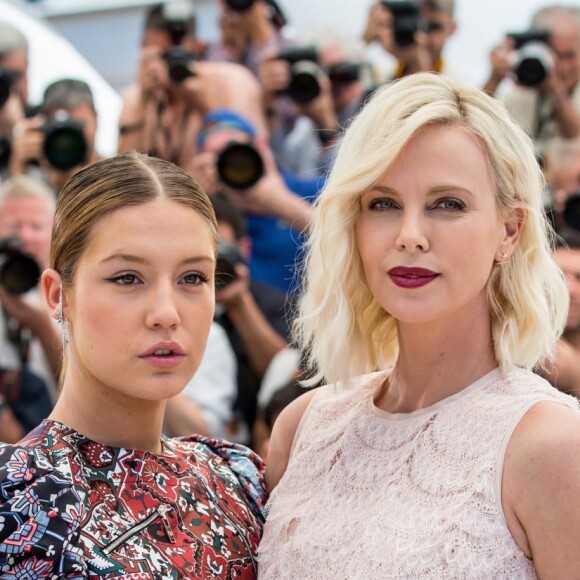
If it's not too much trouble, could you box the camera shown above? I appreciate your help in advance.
[217,141,265,190]
[162,46,197,83]
[0,66,14,109]
[0,135,11,172]
[42,110,88,171]
[562,193,580,232]
[328,62,361,87]
[161,1,195,45]
[381,1,421,48]
[0,239,40,295]
[507,29,552,87]
[225,0,255,11]
[215,240,244,289]
[277,46,323,105]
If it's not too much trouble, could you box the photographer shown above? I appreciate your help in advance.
[212,194,290,444]
[258,43,343,177]
[0,176,60,403]
[206,0,292,77]
[485,5,580,155]
[0,22,29,178]
[8,79,100,194]
[189,109,315,292]
[373,0,465,82]
[118,3,266,169]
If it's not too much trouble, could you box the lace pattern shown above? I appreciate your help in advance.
[258,368,579,579]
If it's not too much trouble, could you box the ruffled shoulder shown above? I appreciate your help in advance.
[175,435,267,522]
[0,444,87,578]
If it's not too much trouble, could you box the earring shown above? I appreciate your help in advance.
[500,250,508,259]
[57,292,69,345]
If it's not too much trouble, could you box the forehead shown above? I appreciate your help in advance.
[0,196,52,220]
[202,128,251,152]
[0,49,27,72]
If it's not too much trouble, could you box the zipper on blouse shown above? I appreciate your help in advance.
[102,504,174,555]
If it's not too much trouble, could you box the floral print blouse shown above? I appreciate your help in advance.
[0,420,266,578]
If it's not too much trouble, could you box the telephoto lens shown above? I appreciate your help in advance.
[225,0,255,11]
[43,111,88,171]
[0,239,40,295]
[217,142,265,189]
[0,66,14,109]
[215,240,244,289]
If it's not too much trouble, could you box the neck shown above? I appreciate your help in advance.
[50,372,166,454]
[378,301,497,414]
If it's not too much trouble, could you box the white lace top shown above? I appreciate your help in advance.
[258,368,579,579]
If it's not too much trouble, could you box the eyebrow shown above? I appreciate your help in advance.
[99,254,215,267]
[366,184,475,197]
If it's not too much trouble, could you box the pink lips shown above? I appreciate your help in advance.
[139,341,186,369]
[388,267,440,289]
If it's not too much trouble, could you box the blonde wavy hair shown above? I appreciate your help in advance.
[296,72,568,386]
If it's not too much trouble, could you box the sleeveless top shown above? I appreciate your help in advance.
[258,368,579,579]
[0,419,267,578]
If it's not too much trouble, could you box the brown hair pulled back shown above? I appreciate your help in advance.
[50,152,218,285]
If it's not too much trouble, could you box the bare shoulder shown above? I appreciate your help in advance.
[265,388,320,492]
[503,399,580,576]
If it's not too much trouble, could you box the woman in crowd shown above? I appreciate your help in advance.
[259,73,580,578]
[0,152,266,578]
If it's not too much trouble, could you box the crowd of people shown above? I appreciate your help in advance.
[0,0,579,576]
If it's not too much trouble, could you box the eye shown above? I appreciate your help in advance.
[180,272,210,286]
[108,273,142,286]
[433,197,466,211]
[368,197,400,211]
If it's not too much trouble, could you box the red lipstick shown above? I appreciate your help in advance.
[388,267,440,289]
[139,341,185,369]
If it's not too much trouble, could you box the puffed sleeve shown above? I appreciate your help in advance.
[0,445,87,579]
[180,435,267,523]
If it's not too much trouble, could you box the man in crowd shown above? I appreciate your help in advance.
[118,3,267,169]
[8,79,100,193]
[0,175,60,402]
[485,5,580,157]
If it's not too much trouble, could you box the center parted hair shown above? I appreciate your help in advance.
[51,151,218,286]
[297,72,568,387]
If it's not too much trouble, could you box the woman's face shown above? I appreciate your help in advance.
[63,197,216,402]
[356,124,513,327]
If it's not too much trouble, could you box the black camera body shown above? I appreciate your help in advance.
[381,1,421,48]
[162,46,197,83]
[217,141,265,190]
[0,239,40,295]
[42,111,88,171]
[225,0,255,11]
[0,66,14,110]
[277,46,323,105]
[328,62,361,87]
[507,29,552,87]
[215,240,244,289]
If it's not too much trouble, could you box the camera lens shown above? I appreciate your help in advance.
[287,62,322,105]
[513,42,552,87]
[163,47,196,83]
[563,193,580,232]
[225,0,255,11]
[0,67,13,109]
[217,142,265,190]
[43,118,88,171]
[215,240,243,289]
[0,248,40,295]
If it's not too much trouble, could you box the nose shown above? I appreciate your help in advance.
[145,282,181,330]
[395,209,430,253]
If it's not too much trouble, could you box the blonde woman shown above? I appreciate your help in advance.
[258,73,580,578]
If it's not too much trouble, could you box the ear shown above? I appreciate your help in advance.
[41,269,64,322]
[496,207,526,262]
